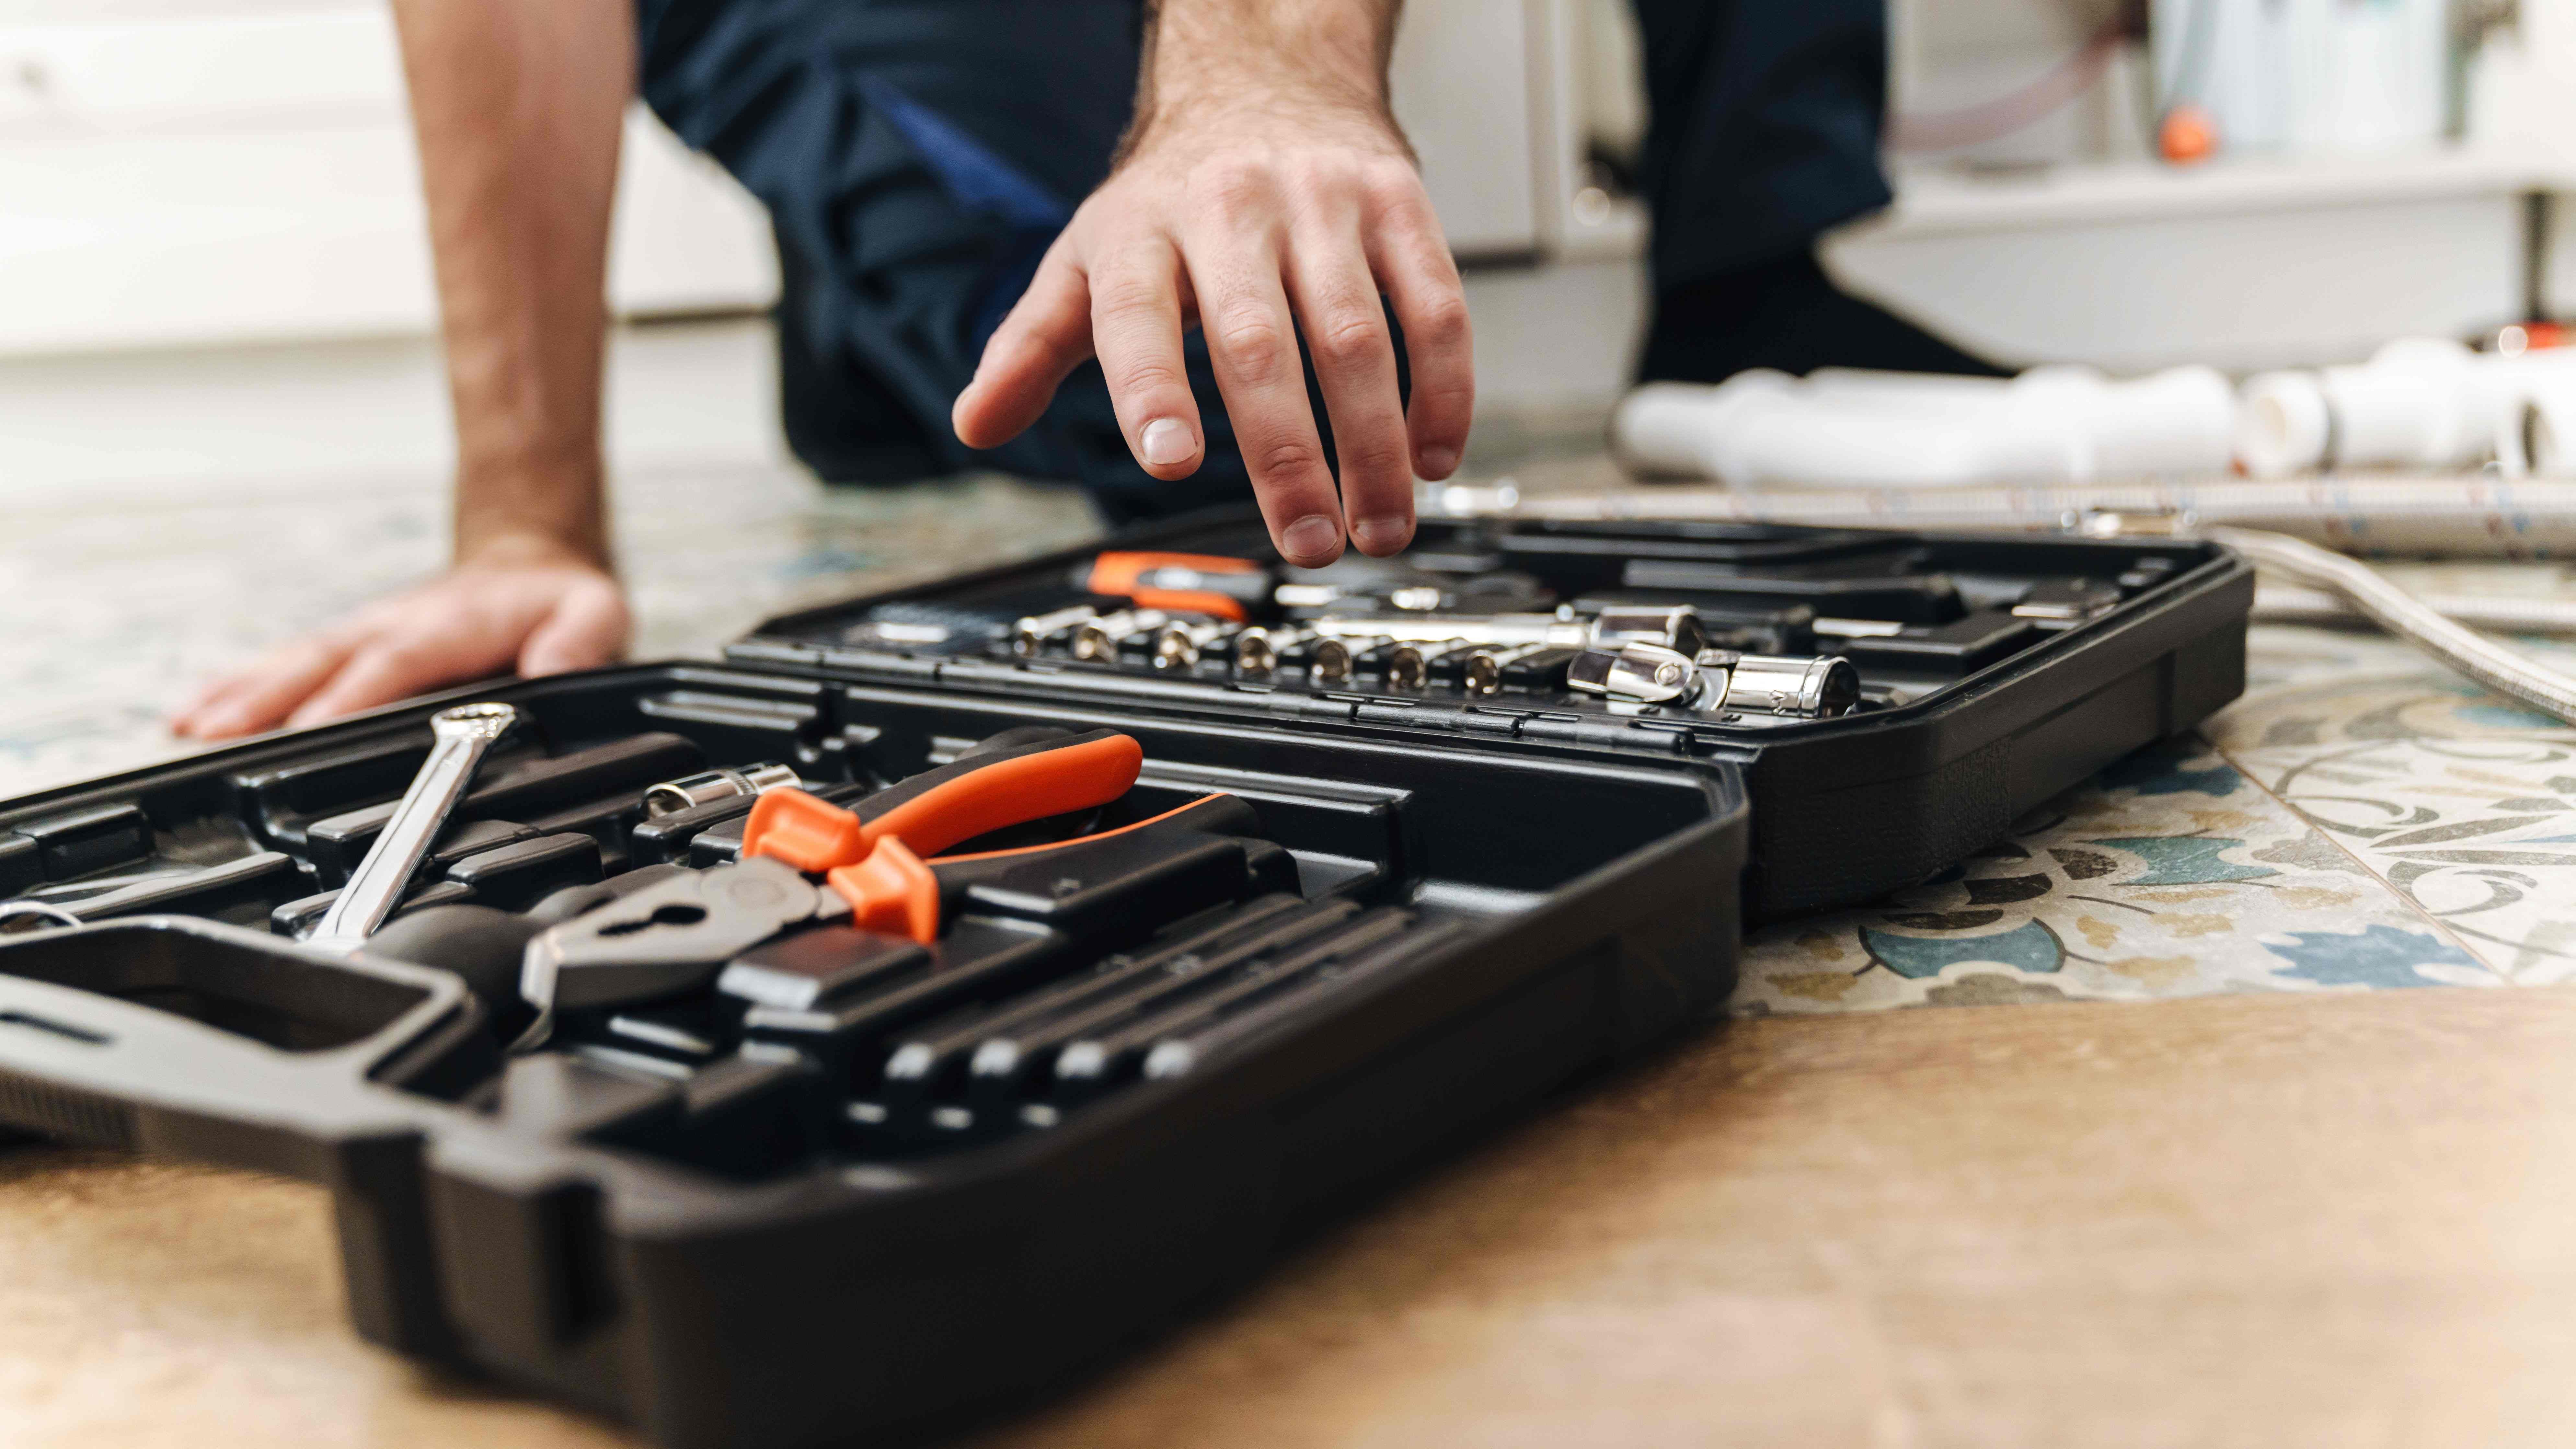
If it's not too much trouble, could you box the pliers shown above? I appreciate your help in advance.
[513,729,1150,1044]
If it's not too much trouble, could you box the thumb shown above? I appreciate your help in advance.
[518,576,631,677]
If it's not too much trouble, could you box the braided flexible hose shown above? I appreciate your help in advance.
[2210,526,2576,726]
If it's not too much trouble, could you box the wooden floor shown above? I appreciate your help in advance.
[4,984,2572,1448]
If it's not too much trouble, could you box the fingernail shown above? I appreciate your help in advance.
[1141,418,1195,468]
[1417,446,1458,479]
[1352,515,1412,555]
[1282,514,1342,563]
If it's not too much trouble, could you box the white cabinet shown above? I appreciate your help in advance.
[0,1,772,356]
[0,0,1586,359]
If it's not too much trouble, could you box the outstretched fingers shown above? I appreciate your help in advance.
[953,243,1097,452]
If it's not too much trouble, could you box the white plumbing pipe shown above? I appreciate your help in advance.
[1609,365,2234,489]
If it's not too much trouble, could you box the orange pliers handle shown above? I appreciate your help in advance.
[829,793,1241,944]
[742,730,1144,874]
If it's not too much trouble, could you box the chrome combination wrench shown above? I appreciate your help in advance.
[305,701,520,955]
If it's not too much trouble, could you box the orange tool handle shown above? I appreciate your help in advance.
[830,794,1231,944]
[1084,551,1267,623]
[744,732,1145,873]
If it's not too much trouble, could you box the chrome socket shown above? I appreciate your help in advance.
[1462,641,1556,696]
[1706,651,1862,718]
[1012,604,1099,658]
[1566,642,1703,705]
[1152,618,1237,672]
[643,762,802,818]
[1234,624,1320,676]
[1073,608,1172,661]
[1310,634,1392,687]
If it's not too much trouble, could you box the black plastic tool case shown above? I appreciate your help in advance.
[0,510,2248,1447]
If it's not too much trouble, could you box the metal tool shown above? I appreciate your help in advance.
[1151,618,1236,672]
[1012,604,1098,658]
[1567,642,1702,705]
[1593,604,1710,658]
[1074,608,1173,662]
[1234,624,1320,676]
[643,762,801,819]
[307,702,519,955]
[516,856,827,1049]
[1463,641,1555,696]
[1711,652,1862,718]
[0,901,82,935]
[1383,639,1473,691]
[1310,634,1389,686]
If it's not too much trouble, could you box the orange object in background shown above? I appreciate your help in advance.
[2159,104,2218,164]
[1084,551,1264,621]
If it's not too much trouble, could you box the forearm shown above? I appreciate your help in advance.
[1124,0,1406,160]
[391,0,632,568]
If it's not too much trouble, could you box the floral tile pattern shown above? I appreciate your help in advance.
[1734,734,2493,1015]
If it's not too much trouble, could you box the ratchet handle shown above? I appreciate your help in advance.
[743,730,1145,873]
[1083,551,1270,622]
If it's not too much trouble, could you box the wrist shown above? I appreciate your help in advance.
[455,528,610,574]
[453,447,609,571]
[1123,4,1403,164]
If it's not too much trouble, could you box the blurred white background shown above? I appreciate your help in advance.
[1,0,2571,489]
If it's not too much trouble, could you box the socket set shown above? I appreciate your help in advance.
[0,508,2248,1447]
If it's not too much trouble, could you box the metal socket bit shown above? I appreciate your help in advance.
[1384,641,1436,691]
[1464,641,1553,696]
[1399,639,1481,690]
[1593,604,1708,658]
[1235,625,1319,676]
[1714,653,1862,718]
[1310,634,1389,686]
[1152,618,1236,672]
[642,762,801,819]
[1073,608,1171,661]
[1565,643,1702,705]
[306,701,519,954]
[1012,604,1099,658]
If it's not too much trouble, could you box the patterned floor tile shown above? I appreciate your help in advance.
[2209,624,2576,985]
[1733,732,2490,1015]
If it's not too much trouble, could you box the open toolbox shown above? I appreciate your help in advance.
[0,507,2249,1447]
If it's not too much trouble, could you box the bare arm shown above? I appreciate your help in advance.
[176,0,633,737]
[406,0,629,569]
[953,0,1473,567]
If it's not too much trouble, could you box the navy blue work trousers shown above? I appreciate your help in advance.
[633,0,1891,520]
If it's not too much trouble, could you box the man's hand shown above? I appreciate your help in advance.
[172,541,628,740]
[952,0,1472,569]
